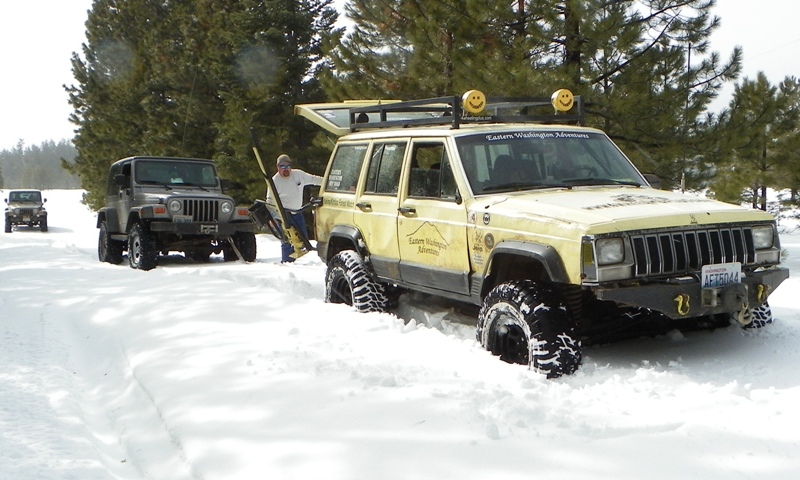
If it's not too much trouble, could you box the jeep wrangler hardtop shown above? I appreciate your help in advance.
[97,156,256,270]
[5,189,48,232]
[296,90,789,378]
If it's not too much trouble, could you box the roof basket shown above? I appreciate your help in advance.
[348,91,585,132]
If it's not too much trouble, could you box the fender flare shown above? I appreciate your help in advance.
[326,224,368,261]
[484,240,569,284]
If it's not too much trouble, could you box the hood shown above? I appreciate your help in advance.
[477,187,774,233]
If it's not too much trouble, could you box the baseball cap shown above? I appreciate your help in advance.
[276,154,292,167]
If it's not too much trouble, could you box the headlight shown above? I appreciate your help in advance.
[168,199,182,213]
[221,201,233,214]
[596,237,625,265]
[752,225,774,249]
[13,208,20,214]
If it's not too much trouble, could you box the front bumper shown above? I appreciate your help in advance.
[593,267,789,319]
[149,221,255,236]
[6,213,46,224]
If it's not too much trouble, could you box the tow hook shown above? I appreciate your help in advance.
[733,305,752,326]
[756,284,770,304]
[674,294,690,316]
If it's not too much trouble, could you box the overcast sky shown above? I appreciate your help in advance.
[0,1,798,151]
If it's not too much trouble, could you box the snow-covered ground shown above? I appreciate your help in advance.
[1,189,799,480]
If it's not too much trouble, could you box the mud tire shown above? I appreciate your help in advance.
[98,221,124,264]
[128,223,158,270]
[324,250,388,313]
[224,232,257,262]
[742,302,774,329]
[477,280,581,379]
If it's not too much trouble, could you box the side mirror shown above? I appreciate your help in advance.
[643,173,661,190]
[114,174,129,187]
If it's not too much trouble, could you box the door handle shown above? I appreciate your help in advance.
[398,206,416,215]
[356,202,372,211]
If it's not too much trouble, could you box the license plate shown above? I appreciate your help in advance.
[701,262,742,288]
[173,215,193,223]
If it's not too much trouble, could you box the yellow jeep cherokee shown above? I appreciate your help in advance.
[297,91,789,378]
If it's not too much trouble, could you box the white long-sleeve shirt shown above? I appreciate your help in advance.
[267,169,323,211]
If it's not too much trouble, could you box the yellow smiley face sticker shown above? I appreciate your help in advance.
[551,89,574,112]
[462,90,486,114]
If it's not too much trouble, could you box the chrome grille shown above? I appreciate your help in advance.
[630,227,755,277]
[182,199,219,222]
[16,208,37,216]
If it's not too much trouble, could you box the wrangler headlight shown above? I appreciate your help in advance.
[752,225,774,249]
[596,237,625,265]
[168,199,182,213]
[221,201,233,214]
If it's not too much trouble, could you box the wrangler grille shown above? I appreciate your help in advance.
[182,199,219,222]
[630,227,755,277]
[16,208,37,216]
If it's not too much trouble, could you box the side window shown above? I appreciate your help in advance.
[365,141,406,195]
[440,152,457,199]
[107,162,125,196]
[407,142,456,200]
[325,144,368,193]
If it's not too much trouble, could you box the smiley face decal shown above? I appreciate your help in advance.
[462,90,486,114]
[551,88,574,112]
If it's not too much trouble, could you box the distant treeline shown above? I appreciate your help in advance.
[0,140,81,190]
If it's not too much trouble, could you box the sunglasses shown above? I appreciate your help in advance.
[279,165,291,170]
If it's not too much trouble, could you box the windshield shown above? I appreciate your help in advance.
[455,130,647,195]
[9,191,42,202]
[134,160,218,187]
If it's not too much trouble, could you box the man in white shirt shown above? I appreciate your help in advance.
[268,154,323,262]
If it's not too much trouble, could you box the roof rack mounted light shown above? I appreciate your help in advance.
[347,90,584,132]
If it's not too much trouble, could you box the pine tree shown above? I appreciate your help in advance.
[67,0,337,209]
[714,73,800,209]
[324,0,739,188]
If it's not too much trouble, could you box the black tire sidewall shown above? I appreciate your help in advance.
[128,223,157,270]
[324,250,388,313]
[478,280,581,378]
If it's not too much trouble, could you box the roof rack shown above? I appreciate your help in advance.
[348,91,585,132]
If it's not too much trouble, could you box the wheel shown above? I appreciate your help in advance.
[477,280,581,379]
[4,217,11,233]
[324,250,388,313]
[224,232,257,262]
[98,221,124,264]
[40,217,48,232]
[741,302,774,329]
[128,223,158,270]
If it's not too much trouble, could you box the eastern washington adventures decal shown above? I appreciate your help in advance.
[585,194,707,210]
[484,131,591,141]
[405,221,450,257]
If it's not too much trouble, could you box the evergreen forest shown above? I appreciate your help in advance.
[50,0,800,212]
[0,140,81,191]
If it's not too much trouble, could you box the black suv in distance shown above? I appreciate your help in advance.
[97,156,256,270]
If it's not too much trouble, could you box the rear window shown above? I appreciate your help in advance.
[325,143,368,193]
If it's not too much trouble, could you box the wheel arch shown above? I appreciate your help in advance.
[96,208,118,230]
[481,240,569,298]
[124,210,144,232]
[324,224,368,263]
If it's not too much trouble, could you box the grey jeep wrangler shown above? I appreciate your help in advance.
[5,189,48,232]
[97,156,256,270]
